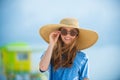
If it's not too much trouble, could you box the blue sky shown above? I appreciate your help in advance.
[0,0,120,46]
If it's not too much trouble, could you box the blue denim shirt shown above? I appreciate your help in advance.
[40,51,89,80]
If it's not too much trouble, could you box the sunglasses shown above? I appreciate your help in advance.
[60,28,79,37]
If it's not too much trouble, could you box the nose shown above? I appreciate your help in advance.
[66,32,71,36]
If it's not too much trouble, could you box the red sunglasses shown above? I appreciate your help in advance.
[60,28,79,36]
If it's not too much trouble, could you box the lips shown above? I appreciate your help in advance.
[64,37,71,40]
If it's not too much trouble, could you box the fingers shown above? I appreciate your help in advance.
[50,31,61,37]
[52,31,60,39]
[55,31,61,37]
[49,31,61,44]
[52,31,61,35]
[55,31,60,39]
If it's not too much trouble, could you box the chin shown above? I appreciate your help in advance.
[64,42,71,45]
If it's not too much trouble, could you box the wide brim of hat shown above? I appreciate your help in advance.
[39,24,98,50]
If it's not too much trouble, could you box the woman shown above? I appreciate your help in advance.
[39,18,98,80]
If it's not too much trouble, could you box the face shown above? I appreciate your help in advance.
[60,27,79,45]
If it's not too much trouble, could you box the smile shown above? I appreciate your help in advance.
[64,37,71,40]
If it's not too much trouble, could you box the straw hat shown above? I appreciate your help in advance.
[39,18,98,50]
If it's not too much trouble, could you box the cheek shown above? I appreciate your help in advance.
[70,36,76,41]
[71,36,76,39]
[61,35,64,41]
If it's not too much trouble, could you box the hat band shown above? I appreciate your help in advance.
[60,23,79,28]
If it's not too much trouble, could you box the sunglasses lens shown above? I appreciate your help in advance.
[61,29,67,36]
[70,30,78,36]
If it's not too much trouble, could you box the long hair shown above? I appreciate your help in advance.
[51,29,80,70]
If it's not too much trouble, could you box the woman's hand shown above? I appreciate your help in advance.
[49,31,61,46]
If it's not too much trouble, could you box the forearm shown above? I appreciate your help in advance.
[83,78,89,80]
[39,44,54,71]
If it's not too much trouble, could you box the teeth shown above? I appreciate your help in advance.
[65,37,70,40]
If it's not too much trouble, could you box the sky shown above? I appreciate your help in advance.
[0,0,120,46]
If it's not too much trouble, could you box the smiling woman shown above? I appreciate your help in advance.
[38,18,98,80]
[59,27,79,45]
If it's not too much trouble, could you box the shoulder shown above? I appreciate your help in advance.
[73,51,88,67]
[76,51,88,60]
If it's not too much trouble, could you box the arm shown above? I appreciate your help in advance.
[39,31,60,71]
[83,78,89,80]
[39,44,54,71]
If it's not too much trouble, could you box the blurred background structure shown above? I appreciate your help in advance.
[0,0,120,80]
